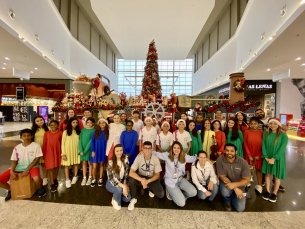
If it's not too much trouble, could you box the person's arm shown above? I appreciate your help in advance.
[147,172,160,183]
[197,132,203,152]
[243,131,252,158]
[138,129,143,151]
[216,158,231,183]
[78,119,84,130]
[186,141,191,155]
[10,161,18,180]
[219,132,226,155]
[281,124,288,131]
[59,120,64,132]
[209,164,218,184]
[129,132,138,157]
[261,132,267,159]
[91,132,96,158]
[120,132,128,154]
[42,132,48,157]
[185,154,197,163]
[238,130,244,144]
[273,133,288,160]
[157,145,163,152]
[225,177,251,190]
[61,131,66,156]
[218,175,231,184]
[191,165,207,192]
[129,168,145,182]
[106,160,122,187]
[78,131,84,156]
[84,134,93,157]
[151,150,167,160]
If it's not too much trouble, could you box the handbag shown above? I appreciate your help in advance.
[210,134,219,161]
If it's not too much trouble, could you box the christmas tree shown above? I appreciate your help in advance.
[141,40,162,100]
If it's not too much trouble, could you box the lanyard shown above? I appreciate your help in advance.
[200,169,206,179]
[144,154,151,171]
[174,158,179,174]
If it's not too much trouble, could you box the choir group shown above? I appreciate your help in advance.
[0,107,288,212]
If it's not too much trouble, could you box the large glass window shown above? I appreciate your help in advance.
[117,59,193,97]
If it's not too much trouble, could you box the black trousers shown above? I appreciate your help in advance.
[129,175,165,199]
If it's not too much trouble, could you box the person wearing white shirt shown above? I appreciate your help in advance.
[214,109,227,131]
[132,110,144,135]
[191,151,219,209]
[152,117,161,133]
[81,108,92,128]
[173,119,192,154]
[138,116,157,151]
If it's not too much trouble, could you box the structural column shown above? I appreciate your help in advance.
[229,72,245,104]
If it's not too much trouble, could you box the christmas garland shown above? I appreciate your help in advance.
[233,78,248,92]
[200,100,261,113]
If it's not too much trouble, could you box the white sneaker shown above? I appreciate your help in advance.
[111,198,121,210]
[86,176,92,186]
[255,185,263,194]
[66,180,71,188]
[247,183,251,187]
[71,176,78,185]
[149,191,155,198]
[166,188,172,200]
[128,198,137,211]
[43,178,48,186]
[81,177,87,186]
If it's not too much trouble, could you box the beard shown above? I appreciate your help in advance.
[257,114,265,119]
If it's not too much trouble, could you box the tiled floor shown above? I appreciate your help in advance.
[0,197,305,229]
[0,122,32,133]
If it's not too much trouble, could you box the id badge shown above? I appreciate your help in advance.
[173,173,177,179]
[146,171,150,177]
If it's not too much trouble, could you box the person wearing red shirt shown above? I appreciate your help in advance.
[59,108,84,131]
[235,111,249,134]
[244,117,264,194]
[211,120,226,156]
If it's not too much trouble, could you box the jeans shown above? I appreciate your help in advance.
[166,177,197,207]
[106,180,131,206]
[197,179,219,201]
[129,175,164,199]
[219,180,246,212]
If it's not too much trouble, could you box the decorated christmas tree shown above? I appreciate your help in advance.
[141,40,162,100]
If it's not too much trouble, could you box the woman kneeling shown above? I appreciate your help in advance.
[106,144,131,210]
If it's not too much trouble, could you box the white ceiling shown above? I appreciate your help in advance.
[244,10,305,80]
[0,23,69,79]
[91,0,215,60]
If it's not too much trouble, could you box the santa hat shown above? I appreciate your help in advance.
[152,117,157,121]
[165,113,172,118]
[107,112,114,118]
[98,118,108,125]
[268,118,282,127]
[176,119,186,127]
[144,116,153,123]
[196,102,201,105]
[161,121,170,129]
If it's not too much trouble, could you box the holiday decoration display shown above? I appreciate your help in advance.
[141,40,162,101]
[144,102,166,122]
[193,102,202,112]
[233,78,249,92]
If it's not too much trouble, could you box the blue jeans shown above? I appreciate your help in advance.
[166,177,197,207]
[197,179,219,201]
[106,180,131,206]
[219,180,246,212]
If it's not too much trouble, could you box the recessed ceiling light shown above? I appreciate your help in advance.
[2,67,6,70]
[302,63,305,66]
[51,50,54,56]
[30,71,33,73]
[296,57,301,60]
[9,10,15,20]
[35,34,39,42]
[281,6,287,17]
[3,63,6,65]
[241,66,244,70]
[267,68,271,71]
[253,53,257,57]
[302,0,305,4]
[261,33,265,41]
[5,57,9,60]
[34,67,37,70]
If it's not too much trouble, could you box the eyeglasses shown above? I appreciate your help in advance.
[143,147,152,150]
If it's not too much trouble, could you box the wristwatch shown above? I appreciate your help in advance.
[147,179,151,183]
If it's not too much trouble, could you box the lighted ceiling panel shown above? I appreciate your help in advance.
[91,0,215,60]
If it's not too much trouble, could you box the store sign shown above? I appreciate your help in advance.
[16,87,25,101]
[246,80,276,95]
[248,84,273,90]
[219,87,230,94]
[12,106,28,122]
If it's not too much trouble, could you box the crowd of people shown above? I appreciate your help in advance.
[0,107,288,212]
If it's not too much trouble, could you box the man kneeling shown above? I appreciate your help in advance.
[0,129,46,201]
[128,141,164,210]
[216,143,250,212]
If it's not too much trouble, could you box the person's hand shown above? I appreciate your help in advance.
[234,188,245,199]
[92,152,95,159]
[254,156,260,160]
[249,157,254,161]
[122,185,128,198]
[127,185,130,192]
[139,151,144,155]
[225,182,236,190]
[80,152,84,156]
[10,171,17,180]
[268,158,275,165]
[20,171,29,177]
[141,179,148,189]
[213,138,217,143]
[217,151,222,156]
[207,159,213,165]
[127,154,132,158]
[207,181,214,191]
[63,155,67,161]
[265,158,270,164]
[205,191,212,197]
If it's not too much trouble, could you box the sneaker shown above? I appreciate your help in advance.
[208,200,216,211]
[5,191,11,201]
[246,183,251,188]
[149,190,155,198]
[81,177,87,186]
[269,193,277,203]
[71,176,78,185]
[38,187,46,198]
[50,184,57,193]
[111,198,121,210]
[86,176,92,186]
[166,188,172,201]
[98,178,103,187]
[66,180,72,188]
[279,185,285,191]
[128,198,137,211]
[255,185,263,194]
[43,178,48,186]
[54,179,59,187]
[262,191,270,201]
[224,202,232,211]
[91,179,96,187]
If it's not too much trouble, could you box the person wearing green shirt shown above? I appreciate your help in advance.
[121,113,127,127]
[224,118,244,158]
[187,121,202,156]
[261,118,288,203]
[79,117,96,186]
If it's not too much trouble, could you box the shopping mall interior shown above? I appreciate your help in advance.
[0,0,305,228]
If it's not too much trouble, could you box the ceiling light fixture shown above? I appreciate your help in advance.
[253,53,257,57]
[269,35,276,40]
[9,10,15,19]
[30,71,33,73]
[51,50,54,55]
[3,63,6,65]
[35,34,39,42]
[248,50,251,55]
[281,6,287,17]
[261,33,265,41]
[302,63,305,66]
[296,57,301,60]
[302,0,305,4]
[2,67,6,70]
[5,57,9,60]
[57,66,61,69]
[34,67,37,70]
[267,68,271,71]
[241,66,244,70]
[43,55,48,59]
